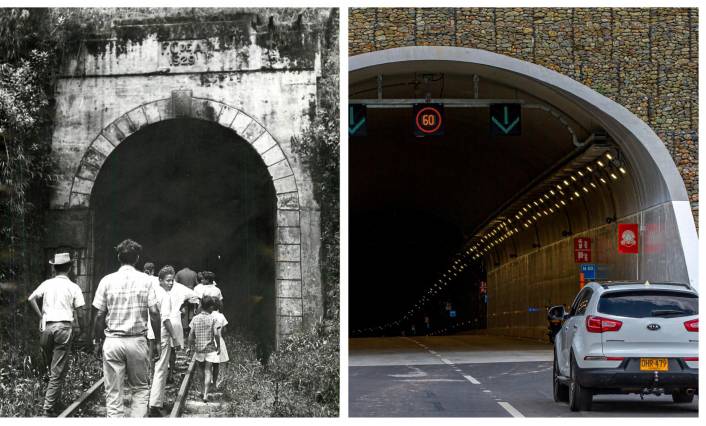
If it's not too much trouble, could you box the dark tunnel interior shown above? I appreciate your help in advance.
[350,103,576,333]
[91,118,276,352]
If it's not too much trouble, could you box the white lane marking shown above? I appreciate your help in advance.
[463,374,481,384]
[399,379,465,382]
[497,401,524,418]
[440,358,454,365]
[389,366,426,378]
[482,390,491,393]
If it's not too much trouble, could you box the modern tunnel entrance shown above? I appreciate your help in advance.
[91,118,276,352]
[349,47,697,340]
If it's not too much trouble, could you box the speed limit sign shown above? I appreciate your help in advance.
[413,103,444,137]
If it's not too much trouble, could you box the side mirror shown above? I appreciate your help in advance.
[548,305,566,321]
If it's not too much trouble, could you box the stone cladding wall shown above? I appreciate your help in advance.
[350,8,698,223]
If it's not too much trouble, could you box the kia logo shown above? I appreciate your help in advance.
[647,324,661,331]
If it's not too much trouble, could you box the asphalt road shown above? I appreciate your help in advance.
[349,334,698,417]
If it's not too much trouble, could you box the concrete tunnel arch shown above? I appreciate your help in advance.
[67,92,305,347]
[350,46,698,290]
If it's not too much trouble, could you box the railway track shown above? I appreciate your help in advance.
[57,350,195,417]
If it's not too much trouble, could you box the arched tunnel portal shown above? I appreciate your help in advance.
[349,47,698,340]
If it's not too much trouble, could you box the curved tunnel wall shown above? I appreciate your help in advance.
[350,47,698,340]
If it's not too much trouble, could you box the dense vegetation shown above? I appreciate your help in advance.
[1,7,339,417]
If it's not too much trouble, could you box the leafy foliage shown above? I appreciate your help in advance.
[291,8,340,321]
[221,323,339,417]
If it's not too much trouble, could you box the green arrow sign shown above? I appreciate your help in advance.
[349,104,367,136]
[490,103,521,136]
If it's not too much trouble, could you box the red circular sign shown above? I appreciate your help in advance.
[415,106,443,134]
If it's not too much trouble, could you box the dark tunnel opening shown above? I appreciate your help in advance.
[91,118,276,353]
[350,102,577,335]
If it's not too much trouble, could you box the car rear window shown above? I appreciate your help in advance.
[598,290,698,318]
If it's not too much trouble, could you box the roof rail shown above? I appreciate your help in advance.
[598,281,692,290]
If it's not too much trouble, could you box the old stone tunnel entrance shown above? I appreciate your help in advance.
[91,118,276,350]
[349,47,698,340]
[42,11,327,349]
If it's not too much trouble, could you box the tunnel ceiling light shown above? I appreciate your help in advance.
[599,177,607,184]
[560,200,566,205]
[619,167,627,174]
[550,189,556,196]
[610,172,618,180]
[590,182,597,188]
[544,194,550,199]
[586,166,593,172]
[563,180,569,186]
[582,186,589,193]
[577,170,584,177]
[570,175,577,182]
[543,210,548,215]
[597,160,605,167]
[606,153,613,160]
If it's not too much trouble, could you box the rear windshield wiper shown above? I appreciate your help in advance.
[651,309,689,317]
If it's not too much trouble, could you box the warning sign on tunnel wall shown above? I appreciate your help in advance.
[574,237,591,263]
[618,224,639,254]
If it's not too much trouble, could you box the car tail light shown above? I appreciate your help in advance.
[683,357,698,362]
[684,319,698,332]
[586,315,623,333]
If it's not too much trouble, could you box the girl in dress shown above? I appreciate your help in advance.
[188,296,220,402]
[210,298,229,388]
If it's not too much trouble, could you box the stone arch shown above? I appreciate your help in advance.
[68,90,305,341]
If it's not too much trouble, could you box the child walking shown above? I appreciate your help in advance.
[188,296,221,402]
[210,298,230,389]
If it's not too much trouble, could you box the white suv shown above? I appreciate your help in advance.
[550,281,698,411]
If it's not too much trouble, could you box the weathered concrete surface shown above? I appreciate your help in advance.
[45,12,326,344]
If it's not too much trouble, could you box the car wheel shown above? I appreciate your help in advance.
[569,353,592,411]
[553,350,569,402]
[672,391,694,404]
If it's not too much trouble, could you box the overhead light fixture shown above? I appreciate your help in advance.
[606,153,613,160]
[619,167,627,174]
[586,166,593,172]
[597,160,605,167]
[610,173,618,180]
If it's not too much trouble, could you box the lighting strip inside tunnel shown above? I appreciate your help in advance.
[352,146,631,336]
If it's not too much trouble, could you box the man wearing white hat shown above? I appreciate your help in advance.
[28,252,87,417]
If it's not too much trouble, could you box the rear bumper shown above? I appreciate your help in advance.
[576,358,698,392]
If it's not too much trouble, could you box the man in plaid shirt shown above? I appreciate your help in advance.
[93,239,160,417]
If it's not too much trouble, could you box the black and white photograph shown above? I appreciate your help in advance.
[0,7,339,417]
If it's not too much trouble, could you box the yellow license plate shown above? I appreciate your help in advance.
[640,358,669,371]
